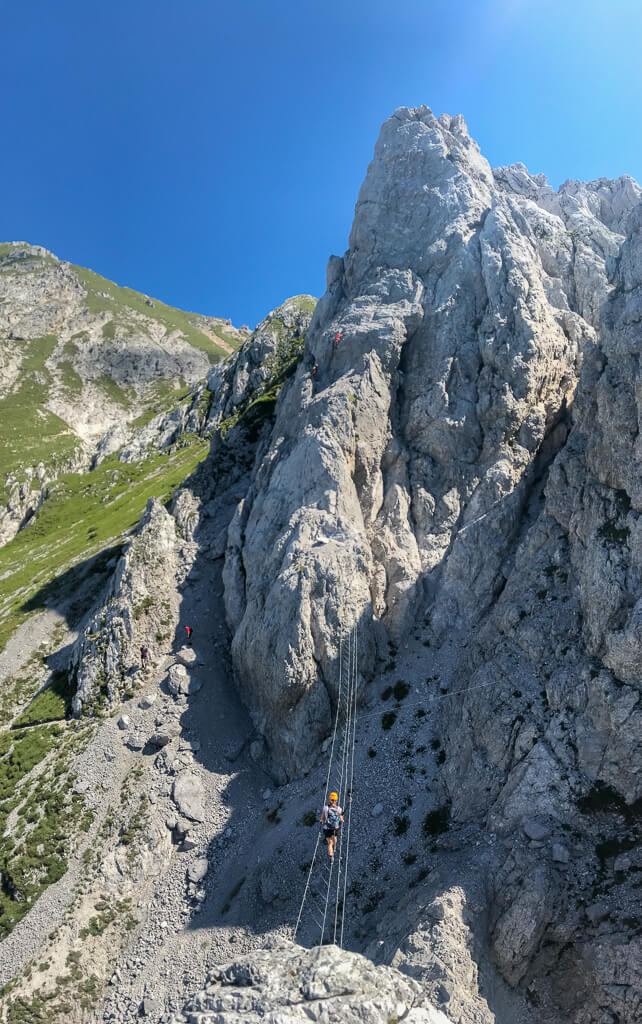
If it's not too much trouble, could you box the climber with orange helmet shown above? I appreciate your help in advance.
[320,792,343,859]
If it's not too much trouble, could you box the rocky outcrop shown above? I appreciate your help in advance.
[70,498,182,713]
[94,294,316,466]
[67,297,317,713]
[179,941,450,1023]
[220,106,640,781]
[365,882,496,1024]
[24,105,640,1024]
[432,181,642,1021]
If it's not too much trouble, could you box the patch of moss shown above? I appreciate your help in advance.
[57,360,83,397]
[393,814,410,836]
[95,374,132,409]
[392,680,410,701]
[599,519,630,546]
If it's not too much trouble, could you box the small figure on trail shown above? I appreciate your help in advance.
[311,363,318,380]
[140,644,150,670]
[334,331,342,347]
[320,792,343,860]
[185,625,193,644]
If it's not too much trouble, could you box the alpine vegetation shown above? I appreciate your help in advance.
[0,107,640,1024]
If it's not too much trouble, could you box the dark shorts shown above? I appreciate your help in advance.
[323,826,339,840]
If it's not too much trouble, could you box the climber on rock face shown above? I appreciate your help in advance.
[320,792,343,859]
[140,644,150,669]
[334,331,342,347]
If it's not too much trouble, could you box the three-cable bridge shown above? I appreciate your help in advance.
[293,625,359,949]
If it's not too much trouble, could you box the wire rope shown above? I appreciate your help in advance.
[333,626,354,944]
[340,621,358,948]
[294,633,345,941]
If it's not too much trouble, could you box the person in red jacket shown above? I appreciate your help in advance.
[185,625,193,644]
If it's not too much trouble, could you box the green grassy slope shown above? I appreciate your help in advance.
[0,435,209,654]
[73,265,238,362]
[0,244,244,505]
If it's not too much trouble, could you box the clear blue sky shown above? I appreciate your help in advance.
[2,1,640,327]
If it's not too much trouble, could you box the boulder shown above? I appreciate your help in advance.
[551,843,570,864]
[175,647,198,668]
[172,773,205,822]
[166,664,188,695]
[166,663,202,696]
[187,857,209,885]
[523,819,551,842]
[149,723,181,748]
[181,941,450,1022]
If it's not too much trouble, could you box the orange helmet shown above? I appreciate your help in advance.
[329,792,338,801]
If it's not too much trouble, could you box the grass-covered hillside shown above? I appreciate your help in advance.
[0,242,247,511]
[0,435,210,945]
[0,435,209,654]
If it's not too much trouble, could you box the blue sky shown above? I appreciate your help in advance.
[2,1,641,327]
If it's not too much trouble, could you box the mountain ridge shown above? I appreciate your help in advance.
[0,241,249,546]
[0,107,640,1024]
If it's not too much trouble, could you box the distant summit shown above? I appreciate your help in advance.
[0,241,249,542]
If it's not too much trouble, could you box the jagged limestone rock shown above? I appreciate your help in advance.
[181,941,450,1023]
[435,164,642,1017]
[70,497,181,713]
[220,106,641,782]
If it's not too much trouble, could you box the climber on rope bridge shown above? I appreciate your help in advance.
[320,792,343,859]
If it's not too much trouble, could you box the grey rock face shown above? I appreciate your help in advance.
[220,105,641,782]
[206,105,642,1022]
[181,941,450,1023]
[70,497,181,713]
[433,161,642,1019]
[204,294,316,434]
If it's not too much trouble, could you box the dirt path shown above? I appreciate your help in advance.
[0,608,66,685]
[199,327,236,356]
[95,546,284,1021]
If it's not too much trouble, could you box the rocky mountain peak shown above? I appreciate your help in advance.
[0,107,640,1024]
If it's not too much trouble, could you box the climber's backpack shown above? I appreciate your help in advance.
[326,805,341,829]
